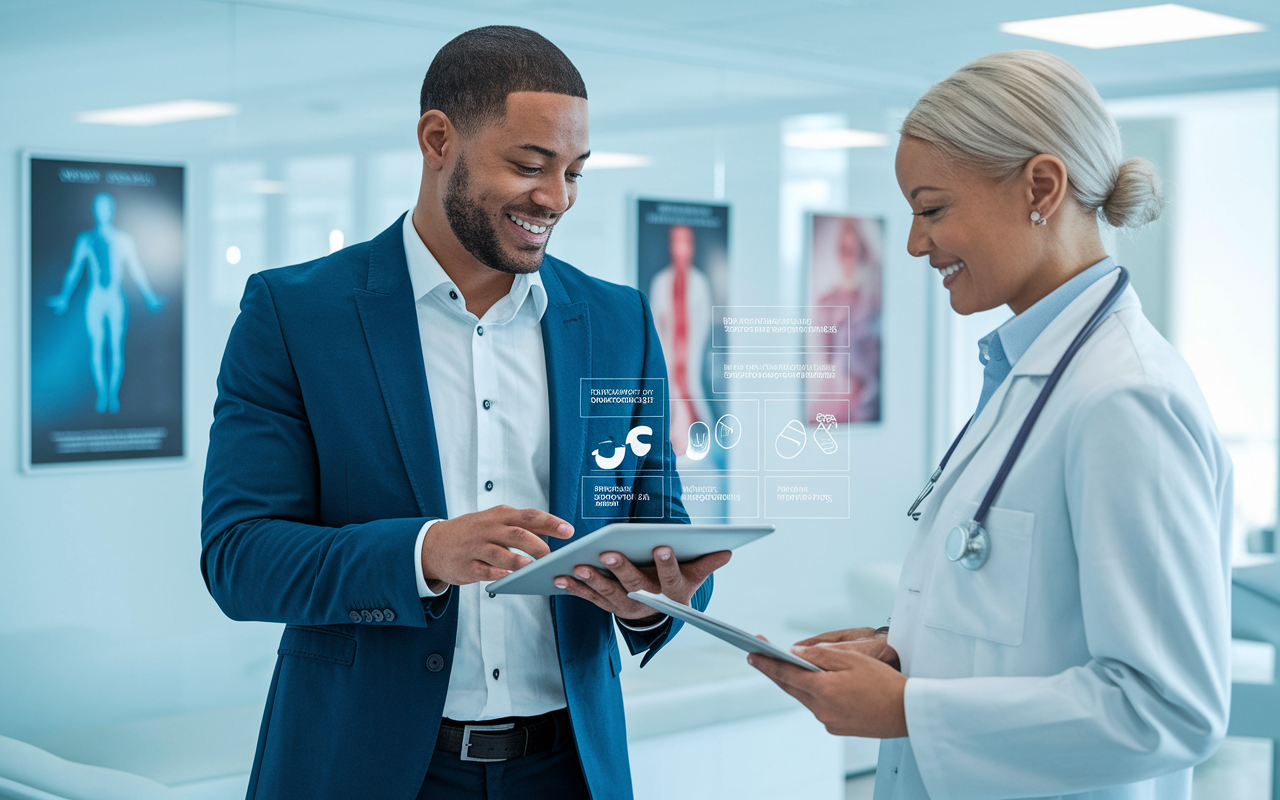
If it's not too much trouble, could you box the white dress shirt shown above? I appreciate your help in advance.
[401,211,567,721]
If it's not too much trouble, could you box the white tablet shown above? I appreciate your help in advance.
[485,523,773,596]
[627,590,822,672]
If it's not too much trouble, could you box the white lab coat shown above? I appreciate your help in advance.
[875,274,1233,800]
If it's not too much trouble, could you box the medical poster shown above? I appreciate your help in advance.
[804,213,883,424]
[636,199,730,466]
[25,156,185,468]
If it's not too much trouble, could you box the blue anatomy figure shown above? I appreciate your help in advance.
[47,192,166,414]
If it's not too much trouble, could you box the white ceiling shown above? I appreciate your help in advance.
[2,0,1278,152]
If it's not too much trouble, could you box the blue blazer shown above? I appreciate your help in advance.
[201,215,707,800]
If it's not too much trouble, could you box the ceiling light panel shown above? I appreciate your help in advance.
[1000,4,1265,49]
[76,100,240,126]
[582,152,654,170]
[784,129,889,149]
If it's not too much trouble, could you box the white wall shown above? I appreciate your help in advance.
[1109,88,1280,554]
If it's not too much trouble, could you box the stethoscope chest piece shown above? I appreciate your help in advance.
[946,520,990,571]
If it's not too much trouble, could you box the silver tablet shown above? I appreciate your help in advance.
[485,523,773,596]
[627,590,822,672]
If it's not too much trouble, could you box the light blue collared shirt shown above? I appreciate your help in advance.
[974,256,1118,418]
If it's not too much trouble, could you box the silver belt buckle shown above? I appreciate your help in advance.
[460,722,515,762]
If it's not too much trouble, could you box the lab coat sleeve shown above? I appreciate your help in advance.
[904,376,1232,800]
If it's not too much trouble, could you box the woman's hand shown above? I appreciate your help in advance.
[795,627,900,669]
[748,637,908,738]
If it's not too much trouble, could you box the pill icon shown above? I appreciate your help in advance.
[775,419,806,459]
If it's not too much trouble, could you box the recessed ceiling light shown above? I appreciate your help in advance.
[76,99,240,126]
[784,129,889,149]
[1000,4,1264,49]
[582,152,654,170]
[250,180,287,194]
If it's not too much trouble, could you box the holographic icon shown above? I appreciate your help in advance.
[626,425,653,457]
[592,441,626,470]
[814,413,839,455]
[775,419,806,459]
[687,421,711,460]
[714,414,741,450]
[592,424,653,469]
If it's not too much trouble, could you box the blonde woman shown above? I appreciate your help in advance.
[750,50,1232,800]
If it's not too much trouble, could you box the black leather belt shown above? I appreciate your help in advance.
[435,709,567,762]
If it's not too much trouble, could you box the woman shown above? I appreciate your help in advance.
[750,50,1233,800]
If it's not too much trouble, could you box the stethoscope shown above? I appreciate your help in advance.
[906,267,1131,570]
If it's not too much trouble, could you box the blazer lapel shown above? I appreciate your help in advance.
[539,260,590,549]
[353,216,448,519]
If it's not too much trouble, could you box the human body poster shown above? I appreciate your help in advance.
[635,199,730,466]
[805,213,882,424]
[27,156,184,467]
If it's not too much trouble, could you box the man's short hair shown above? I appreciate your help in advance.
[420,26,587,134]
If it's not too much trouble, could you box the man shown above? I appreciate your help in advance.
[201,26,728,800]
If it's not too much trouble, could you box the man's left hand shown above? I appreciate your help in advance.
[748,642,909,738]
[553,547,730,622]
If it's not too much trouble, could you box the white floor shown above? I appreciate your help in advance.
[845,736,1274,800]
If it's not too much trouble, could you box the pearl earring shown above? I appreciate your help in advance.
[1030,210,1047,226]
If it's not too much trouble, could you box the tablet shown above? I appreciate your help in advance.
[627,590,822,672]
[485,523,773,596]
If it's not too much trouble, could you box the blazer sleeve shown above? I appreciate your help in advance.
[616,289,712,663]
[904,376,1232,800]
[200,273,442,628]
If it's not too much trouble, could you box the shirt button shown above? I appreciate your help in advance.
[482,399,491,410]
[493,668,500,680]
[476,326,484,336]
[489,592,496,599]
[449,290,458,300]
[485,480,494,491]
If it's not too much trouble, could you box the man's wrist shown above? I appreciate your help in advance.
[618,612,669,632]
[415,520,449,597]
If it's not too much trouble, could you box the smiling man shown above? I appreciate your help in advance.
[201,26,728,800]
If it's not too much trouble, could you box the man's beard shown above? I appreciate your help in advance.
[444,154,548,275]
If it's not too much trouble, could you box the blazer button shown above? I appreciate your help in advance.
[349,611,361,623]
[361,610,373,623]
[372,609,384,622]
[383,608,396,622]
[426,654,445,672]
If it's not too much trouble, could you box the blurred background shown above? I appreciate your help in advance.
[1,2,1278,798]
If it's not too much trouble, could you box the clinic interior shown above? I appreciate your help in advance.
[2,1,1280,798]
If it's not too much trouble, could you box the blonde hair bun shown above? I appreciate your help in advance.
[1103,157,1164,228]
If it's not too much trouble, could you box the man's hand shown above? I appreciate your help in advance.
[794,627,900,669]
[748,642,908,738]
[552,547,731,622]
[420,505,573,590]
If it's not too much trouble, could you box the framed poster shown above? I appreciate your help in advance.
[635,199,730,463]
[805,213,883,424]
[22,154,185,470]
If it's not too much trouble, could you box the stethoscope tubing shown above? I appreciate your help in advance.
[913,267,1131,527]
[972,267,1130,525]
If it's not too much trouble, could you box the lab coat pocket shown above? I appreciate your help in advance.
[920,504,1035,647]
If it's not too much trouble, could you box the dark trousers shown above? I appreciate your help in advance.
[416,719,593,800]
